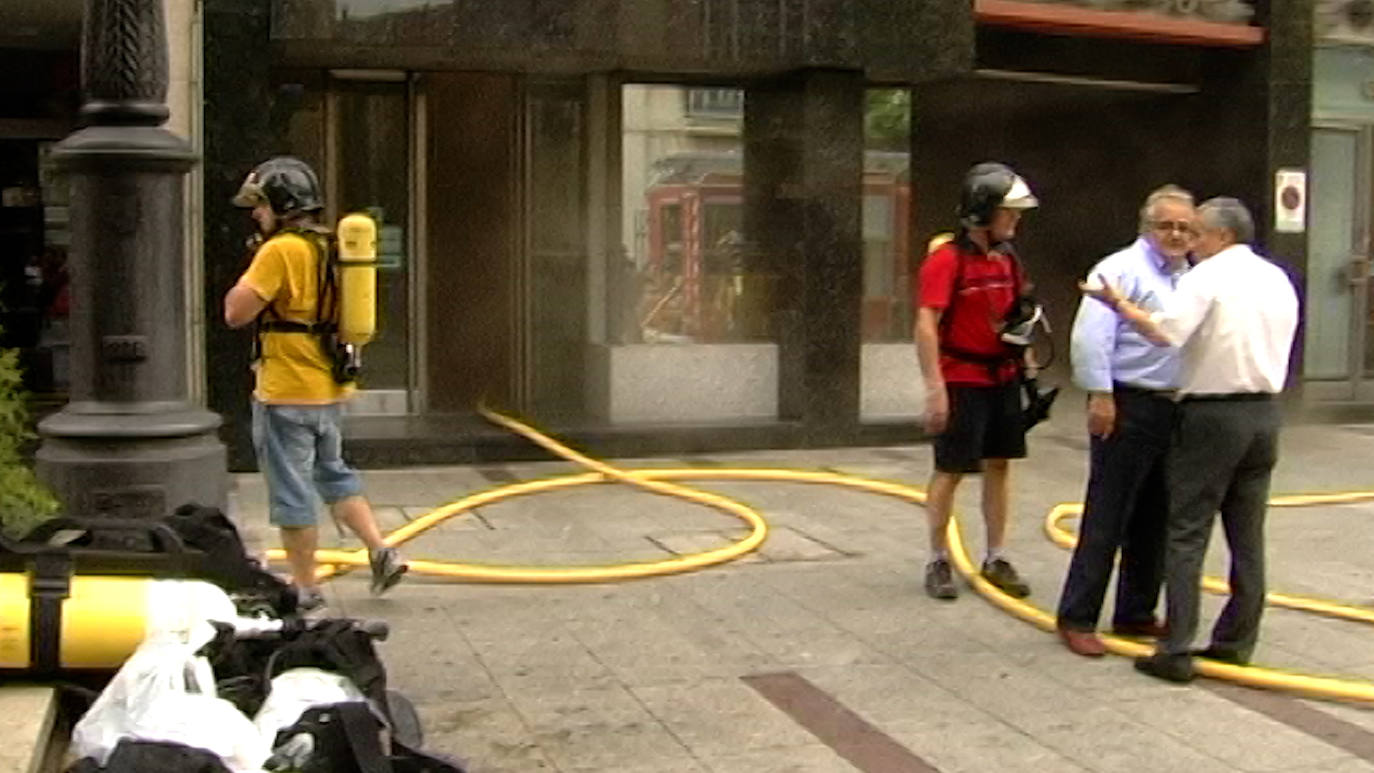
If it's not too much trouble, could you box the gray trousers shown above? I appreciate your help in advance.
[1160,398,1281,659]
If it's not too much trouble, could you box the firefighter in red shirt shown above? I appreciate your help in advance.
[915,162,1039,601]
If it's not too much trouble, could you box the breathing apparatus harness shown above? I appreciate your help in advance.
[936,233,1059,429]
[252,225,359,386]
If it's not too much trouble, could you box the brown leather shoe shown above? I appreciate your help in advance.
[1058,628,1107,657]
[1112,619,1168,638]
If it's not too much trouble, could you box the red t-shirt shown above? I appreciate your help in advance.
[915,239,1021,386]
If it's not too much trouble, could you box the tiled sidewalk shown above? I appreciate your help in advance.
[231,417,1374,773]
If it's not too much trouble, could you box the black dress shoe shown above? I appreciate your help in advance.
[1190,647,1248,666]
[1134,652,1195,683]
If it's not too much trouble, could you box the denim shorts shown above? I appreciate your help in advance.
[251,400,364,528]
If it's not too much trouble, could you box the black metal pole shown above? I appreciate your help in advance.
[36,0,227,519]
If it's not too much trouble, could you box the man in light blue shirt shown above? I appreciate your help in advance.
[1055,185,1194,657]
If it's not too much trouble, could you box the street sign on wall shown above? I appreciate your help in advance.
[1275,168,1307,234]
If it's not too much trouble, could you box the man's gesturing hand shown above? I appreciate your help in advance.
[1080,274,1123,309]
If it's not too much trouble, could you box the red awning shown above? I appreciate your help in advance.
[974,0,1265,48]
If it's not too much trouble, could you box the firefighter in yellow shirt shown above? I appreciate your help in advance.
[223,157,405,611]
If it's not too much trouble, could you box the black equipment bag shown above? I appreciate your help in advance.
[269,702,390,773]
[0,503,300,620]
[201,616,390,718]
[0,504,298,677]
[67,739,233,773]
[164,504,297,617]
[268,702,467,773]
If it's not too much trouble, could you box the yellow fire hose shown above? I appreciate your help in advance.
[1045,500,1374,625]
[264,409,1374,703]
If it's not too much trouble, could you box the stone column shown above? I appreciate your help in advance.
[1257,0,1313,259]
[1262,0,1313,392]
[37,0,227,518]
[1192,0,1311,388]
[745,69,865,438]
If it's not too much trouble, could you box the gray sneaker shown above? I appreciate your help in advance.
[924,559,958,600]
[369,547,408,596]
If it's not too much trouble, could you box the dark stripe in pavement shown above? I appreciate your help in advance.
[475,465,518,483]
[742,671,941,773]
[1205,682,1374,762]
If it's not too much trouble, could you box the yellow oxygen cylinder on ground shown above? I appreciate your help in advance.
[0,573,30,667]
[0,575,235,671]
[337,213,377,347]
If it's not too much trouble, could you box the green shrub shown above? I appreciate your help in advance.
[0,344,59,538]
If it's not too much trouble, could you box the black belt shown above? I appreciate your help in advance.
[1112,382,1177,399]
[1180,392,1274,402]
[260,319,329,334]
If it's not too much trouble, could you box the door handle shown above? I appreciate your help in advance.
[1350,255,1371,286]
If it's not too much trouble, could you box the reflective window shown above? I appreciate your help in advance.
[619,84,765,344]
[686,88,744,119]
[527,81,588,414]
[861,88,912,343]
[334,80,412,392]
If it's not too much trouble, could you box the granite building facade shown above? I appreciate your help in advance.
[191,0,1312,468]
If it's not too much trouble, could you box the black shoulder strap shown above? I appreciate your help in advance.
[335,702,393,773]
[936,235,1023,372]
[272,226,338,324]
[28,552,71,675]
[252,228,338,361]
[939,236,1025,328]
[281,703,391,773]
[935,238,963,338]
[1000,242,1026,297]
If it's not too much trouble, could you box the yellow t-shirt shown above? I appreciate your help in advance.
[239,232,352,404]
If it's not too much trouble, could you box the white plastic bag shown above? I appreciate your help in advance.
[143,579,241,645]
[71,637,270,772]
[253,667,366,741]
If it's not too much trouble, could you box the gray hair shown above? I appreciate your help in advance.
[1138,184,1195,233]
[1197,197,1255,244]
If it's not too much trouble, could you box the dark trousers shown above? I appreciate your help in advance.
[1056,389,1173,631]
[1160,398,1280,659]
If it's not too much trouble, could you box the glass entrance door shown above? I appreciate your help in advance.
[329,75,416,414]
[1309,126,1373,399]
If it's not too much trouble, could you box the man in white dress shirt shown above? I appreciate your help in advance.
[1081,197,1299,683]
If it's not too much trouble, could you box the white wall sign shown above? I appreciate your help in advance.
[1274,168,1307,234]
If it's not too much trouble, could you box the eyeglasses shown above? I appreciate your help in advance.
[1151,220,1195,236]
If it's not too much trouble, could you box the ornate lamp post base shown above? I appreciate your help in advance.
[36,0,227,518]
[38,422,226,519]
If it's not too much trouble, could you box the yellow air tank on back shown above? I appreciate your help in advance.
[336,213,377,347]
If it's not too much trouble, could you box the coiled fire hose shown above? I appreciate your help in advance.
[264,409,1374,703]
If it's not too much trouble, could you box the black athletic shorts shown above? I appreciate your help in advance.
[933,382,1027,474]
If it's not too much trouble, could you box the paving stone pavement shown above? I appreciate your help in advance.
[230,412,1374,773]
